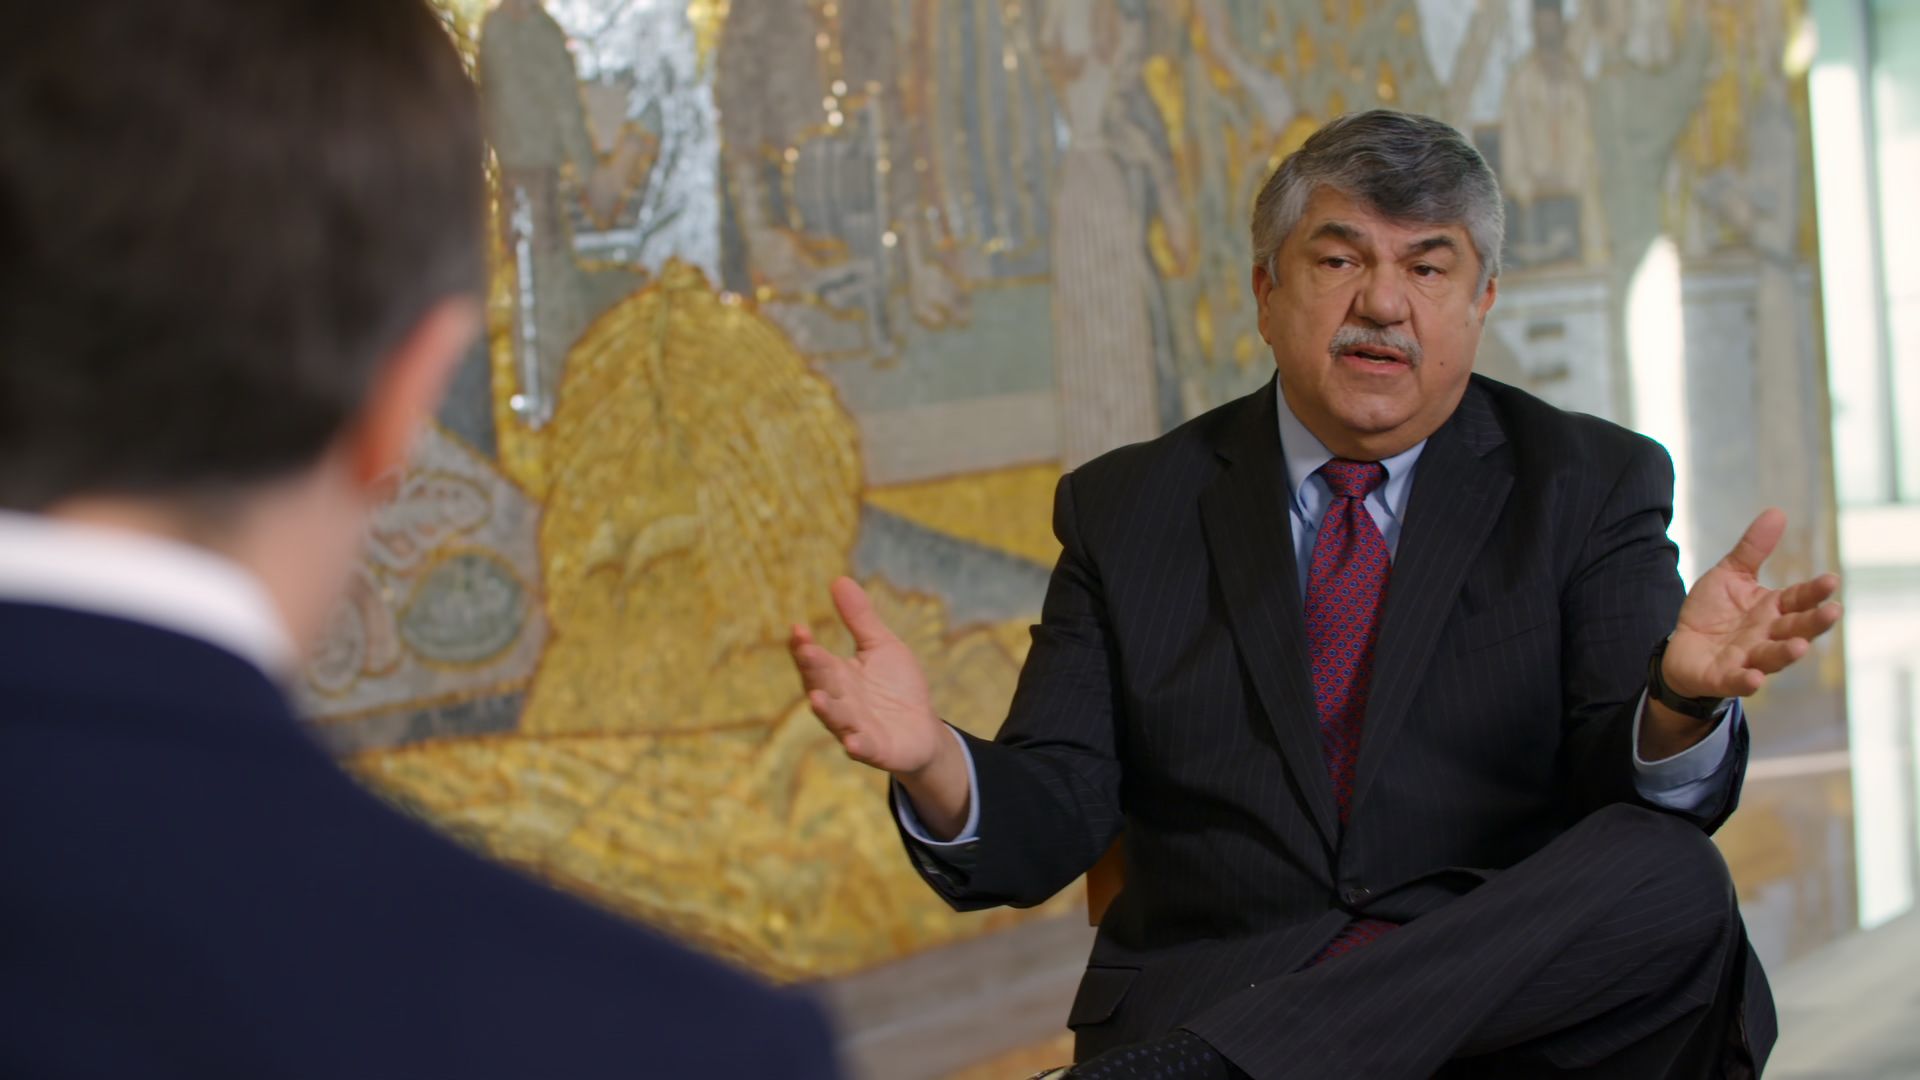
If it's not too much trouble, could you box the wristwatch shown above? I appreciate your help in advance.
[1647,635,1728,721]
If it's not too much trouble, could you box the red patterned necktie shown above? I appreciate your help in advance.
[1303,458,1396,966]
[1304,458,1391,821]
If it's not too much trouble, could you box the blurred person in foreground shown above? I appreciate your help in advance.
[791,111,1842,1079]
[0,4,838,1077]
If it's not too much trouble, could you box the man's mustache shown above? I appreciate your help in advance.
[1329,325,1423,366]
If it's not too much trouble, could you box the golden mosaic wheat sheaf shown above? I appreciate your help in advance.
[527,260,861,736]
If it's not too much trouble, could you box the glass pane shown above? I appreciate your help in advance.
[1812,0,1893,504]
[1873,0,1920,502]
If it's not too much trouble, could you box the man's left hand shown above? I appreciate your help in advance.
[1645,508,1842,756]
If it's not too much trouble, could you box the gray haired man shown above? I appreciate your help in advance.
[792,110,1839,1078]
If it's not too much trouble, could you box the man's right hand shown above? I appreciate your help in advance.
[789,577,974,838]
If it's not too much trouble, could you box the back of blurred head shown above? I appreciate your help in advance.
[0,0,484,653]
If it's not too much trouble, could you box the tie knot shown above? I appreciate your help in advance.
[1318,459,1387,499]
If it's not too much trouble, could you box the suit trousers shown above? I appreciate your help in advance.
[1183,805,1754,1079]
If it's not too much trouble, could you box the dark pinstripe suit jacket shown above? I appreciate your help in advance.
[907,373,1762,1061]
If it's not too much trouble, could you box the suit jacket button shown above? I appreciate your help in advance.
[1341,885,1372,906]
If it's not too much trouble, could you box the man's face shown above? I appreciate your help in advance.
[1254,185,1496,460]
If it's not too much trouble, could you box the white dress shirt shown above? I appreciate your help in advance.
[0,510,295,677]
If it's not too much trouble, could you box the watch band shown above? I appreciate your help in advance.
[1647,635,1728,721]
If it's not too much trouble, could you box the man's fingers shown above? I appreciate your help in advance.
[791,642,850,699]
[1721,507,1788,576]
[1776,574,1841,614]
[787,624,822,663]
[830,576,897,650]
[1744,637,1809,675]
[806,695,873,762]
[1768,602,1842,643]
[791,604,888,763]
[806,689,858,736]
[839,732,870,762]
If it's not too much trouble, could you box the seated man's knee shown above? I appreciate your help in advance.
[1581,804,1734,943]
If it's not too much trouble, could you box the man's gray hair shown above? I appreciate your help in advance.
[1251,109,1505,295]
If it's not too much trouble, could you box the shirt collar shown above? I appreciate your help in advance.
[1273,379,1427,516]
[0,511,295,677]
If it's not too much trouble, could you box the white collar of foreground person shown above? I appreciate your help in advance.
[0,509,295,678]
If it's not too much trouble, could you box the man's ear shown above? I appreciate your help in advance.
[1476,273,1499,323]
[345,297,481,495]
[1252,261,1277,343]
[1251,261,1277,305]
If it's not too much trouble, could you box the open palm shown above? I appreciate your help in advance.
[1663,509,1843,700]
[788,577,947,775]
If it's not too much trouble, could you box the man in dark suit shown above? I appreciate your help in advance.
[0,4,839,1077]
[790,111,1841,1077]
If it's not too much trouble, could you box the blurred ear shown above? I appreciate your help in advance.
[345,297,480,495]
[1475,273,1499,323]
[1251,262,1277,303]
[1252,261,1278,344]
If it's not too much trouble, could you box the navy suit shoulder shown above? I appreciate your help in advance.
[0,603,840,1080]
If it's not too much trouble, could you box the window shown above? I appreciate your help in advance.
[1811,0,1920,930]
[1812,0,1920,507]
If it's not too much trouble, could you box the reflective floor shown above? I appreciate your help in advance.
[1768,909,1920,1078]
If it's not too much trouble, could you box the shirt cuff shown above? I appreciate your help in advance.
[1632,690,1743,811]
[891,725,981,846]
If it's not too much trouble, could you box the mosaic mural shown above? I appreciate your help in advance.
[302,0,1843,981]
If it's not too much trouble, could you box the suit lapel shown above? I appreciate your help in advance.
[1199,380,1341,849]
[1350,380,1512,817]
